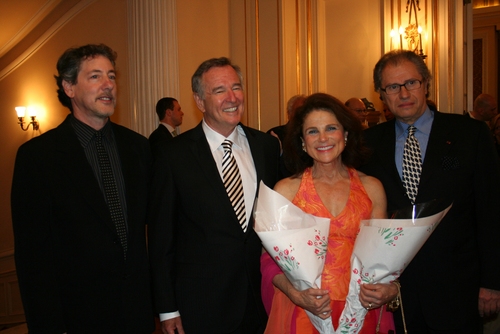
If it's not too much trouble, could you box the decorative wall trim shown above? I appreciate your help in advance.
[0,0,96,82]
[126,0,180,136]
[0,249,25,326]
[0,0,62,58]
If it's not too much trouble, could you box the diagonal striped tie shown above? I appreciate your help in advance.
[222,139,247,232]
[402,125,422,204]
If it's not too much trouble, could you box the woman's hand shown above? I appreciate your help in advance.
[289,287,332,319]
[359,283,398,310]
[273,273,331,319]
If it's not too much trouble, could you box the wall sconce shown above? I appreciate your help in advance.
[16,106,39,131]
[405,0,427,59]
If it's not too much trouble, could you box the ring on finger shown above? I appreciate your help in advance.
[368,302,373,310]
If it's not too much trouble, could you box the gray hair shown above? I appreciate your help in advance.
[191,57,243,99]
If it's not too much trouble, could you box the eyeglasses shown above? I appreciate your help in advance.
[381,79,422,95]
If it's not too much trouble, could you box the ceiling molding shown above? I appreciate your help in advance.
[0,0,62,58]
[0,0,96,82]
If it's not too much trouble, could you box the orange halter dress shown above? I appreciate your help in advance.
[264,167,381,334]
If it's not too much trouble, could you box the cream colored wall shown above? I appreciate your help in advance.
[0,0,129,254]
[176,0,231,132]
[324,0,384,110]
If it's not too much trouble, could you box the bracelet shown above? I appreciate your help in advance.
[386,280,401,312]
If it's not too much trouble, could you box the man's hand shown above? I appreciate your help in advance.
[479,287,500,317]
[161,316,185,334]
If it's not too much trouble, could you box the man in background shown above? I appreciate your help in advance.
[468,93,498,122]
[345,97,368,128]
[267,94,305,179]
[11,44,154,333]
[360,50,500,332]
[148,57,279,334]
[149,97,184,148]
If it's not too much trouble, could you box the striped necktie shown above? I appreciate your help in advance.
[221,139,247,232]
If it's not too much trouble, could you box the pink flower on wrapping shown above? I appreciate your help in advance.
[353,268,359,274]
[274,246,279,252]
[315,249,319,254]
[284,249,289,255]
[307,240,313,246]
[275,256,280,261]
[315,235,320,240]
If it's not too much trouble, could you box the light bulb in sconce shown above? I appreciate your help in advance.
[15,106,39,131]
[27,106,37,117]
[399,26,404,50]
[417,26,427,59]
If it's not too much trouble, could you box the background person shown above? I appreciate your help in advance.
[149,97,184,148]
[267,94,306,179]
[468,93,498,122]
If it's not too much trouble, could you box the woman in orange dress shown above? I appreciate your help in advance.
[261,93,398,333]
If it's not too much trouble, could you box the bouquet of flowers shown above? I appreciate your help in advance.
[336,200,452,333]
[254,181,335,333]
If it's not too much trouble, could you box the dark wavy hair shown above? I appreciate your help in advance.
[54,44,117,112]
[191,57,243,99]
[283,93,369,176]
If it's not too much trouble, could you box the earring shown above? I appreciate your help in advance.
[344,137,348,145]
[302,142,306,152]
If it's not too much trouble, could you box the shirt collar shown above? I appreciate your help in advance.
[70,115,113,148]
[160,122,176,133]
[202,120,246,153]
[395,107,434,139]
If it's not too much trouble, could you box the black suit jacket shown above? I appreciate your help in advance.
[148,122,279,333]
[149,124,174,145]
[267,124,292,179]
[359,112,500,330]
[11,115,154,334]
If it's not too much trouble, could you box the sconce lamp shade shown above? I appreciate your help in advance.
[15,106,27,118]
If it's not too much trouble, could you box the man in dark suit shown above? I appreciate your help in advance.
[149,97,184,148]
[148,57,280,334]
[267,94,305,179]
[360,50,500,332]
[11,44,154,333]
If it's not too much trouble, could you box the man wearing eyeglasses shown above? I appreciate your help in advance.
[359,50,500,333]
[345,97,368,128]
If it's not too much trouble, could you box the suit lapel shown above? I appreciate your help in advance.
[419,112,454,188]
[188,123,227,194]
[377,122,404,189]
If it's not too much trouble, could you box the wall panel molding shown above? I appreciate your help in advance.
[0,249,24,326]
